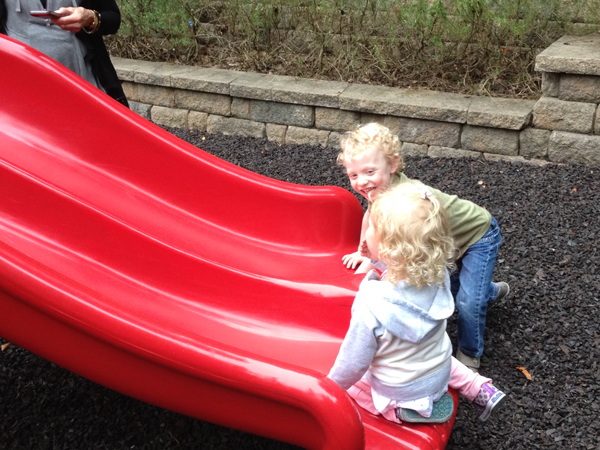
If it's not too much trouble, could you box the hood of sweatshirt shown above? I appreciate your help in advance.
[355,270,455,343]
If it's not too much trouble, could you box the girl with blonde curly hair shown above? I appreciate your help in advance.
[328,184,506,424]
[368,183,455,288]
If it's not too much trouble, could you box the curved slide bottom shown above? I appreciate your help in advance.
[0,264,458,450]
[0,34,456,449]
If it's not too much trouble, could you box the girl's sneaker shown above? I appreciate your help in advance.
[473,383,506,422]
[397,392,454,423]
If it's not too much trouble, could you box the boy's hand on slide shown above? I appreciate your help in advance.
[342,251,367,269]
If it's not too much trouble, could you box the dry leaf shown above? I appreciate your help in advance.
[1,342,9,351]
[516,366,532,380]
[559,343,570,356]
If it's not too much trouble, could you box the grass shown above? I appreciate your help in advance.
[109,0,600,99]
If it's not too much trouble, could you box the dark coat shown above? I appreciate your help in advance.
[0,0,128,107]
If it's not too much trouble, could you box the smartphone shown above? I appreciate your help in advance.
[30,10,65,18]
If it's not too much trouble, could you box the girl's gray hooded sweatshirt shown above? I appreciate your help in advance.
[328,270,454,402]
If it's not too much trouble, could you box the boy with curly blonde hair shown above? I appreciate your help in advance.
[338,123,509,371]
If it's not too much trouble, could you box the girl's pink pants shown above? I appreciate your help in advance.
[346,356,492,423]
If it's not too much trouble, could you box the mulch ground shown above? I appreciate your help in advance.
[1,128,599,450]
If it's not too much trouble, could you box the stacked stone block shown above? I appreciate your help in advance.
[534,35,600,166]
[114,34,600,167]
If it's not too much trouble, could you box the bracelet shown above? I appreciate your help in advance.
[83,10,101,34]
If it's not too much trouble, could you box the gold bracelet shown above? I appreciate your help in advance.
[83,10,100,34]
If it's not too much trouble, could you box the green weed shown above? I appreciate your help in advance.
[110,0,600,98]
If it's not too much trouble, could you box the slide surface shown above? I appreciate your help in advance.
[0,35,457,449]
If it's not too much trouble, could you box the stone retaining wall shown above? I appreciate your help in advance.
[534,35,600,166]
[113,34,600,166]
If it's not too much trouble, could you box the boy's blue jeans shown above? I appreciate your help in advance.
[450,217,503,358]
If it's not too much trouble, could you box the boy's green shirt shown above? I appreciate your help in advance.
[374,173,492,258]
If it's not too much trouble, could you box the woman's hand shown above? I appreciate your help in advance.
[51,7,95,33]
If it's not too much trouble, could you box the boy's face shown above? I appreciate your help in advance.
[344,146,399,201]
[365,216,380,261]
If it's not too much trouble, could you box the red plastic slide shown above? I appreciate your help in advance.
[0,35,457,449]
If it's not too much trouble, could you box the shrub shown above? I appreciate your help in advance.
[110,0,600,98]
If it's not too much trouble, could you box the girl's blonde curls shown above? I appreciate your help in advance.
[371,183,456,287]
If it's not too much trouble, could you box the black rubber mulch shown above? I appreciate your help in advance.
[1,128,599,450]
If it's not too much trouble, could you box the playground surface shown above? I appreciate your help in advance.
[2,128,599,449]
